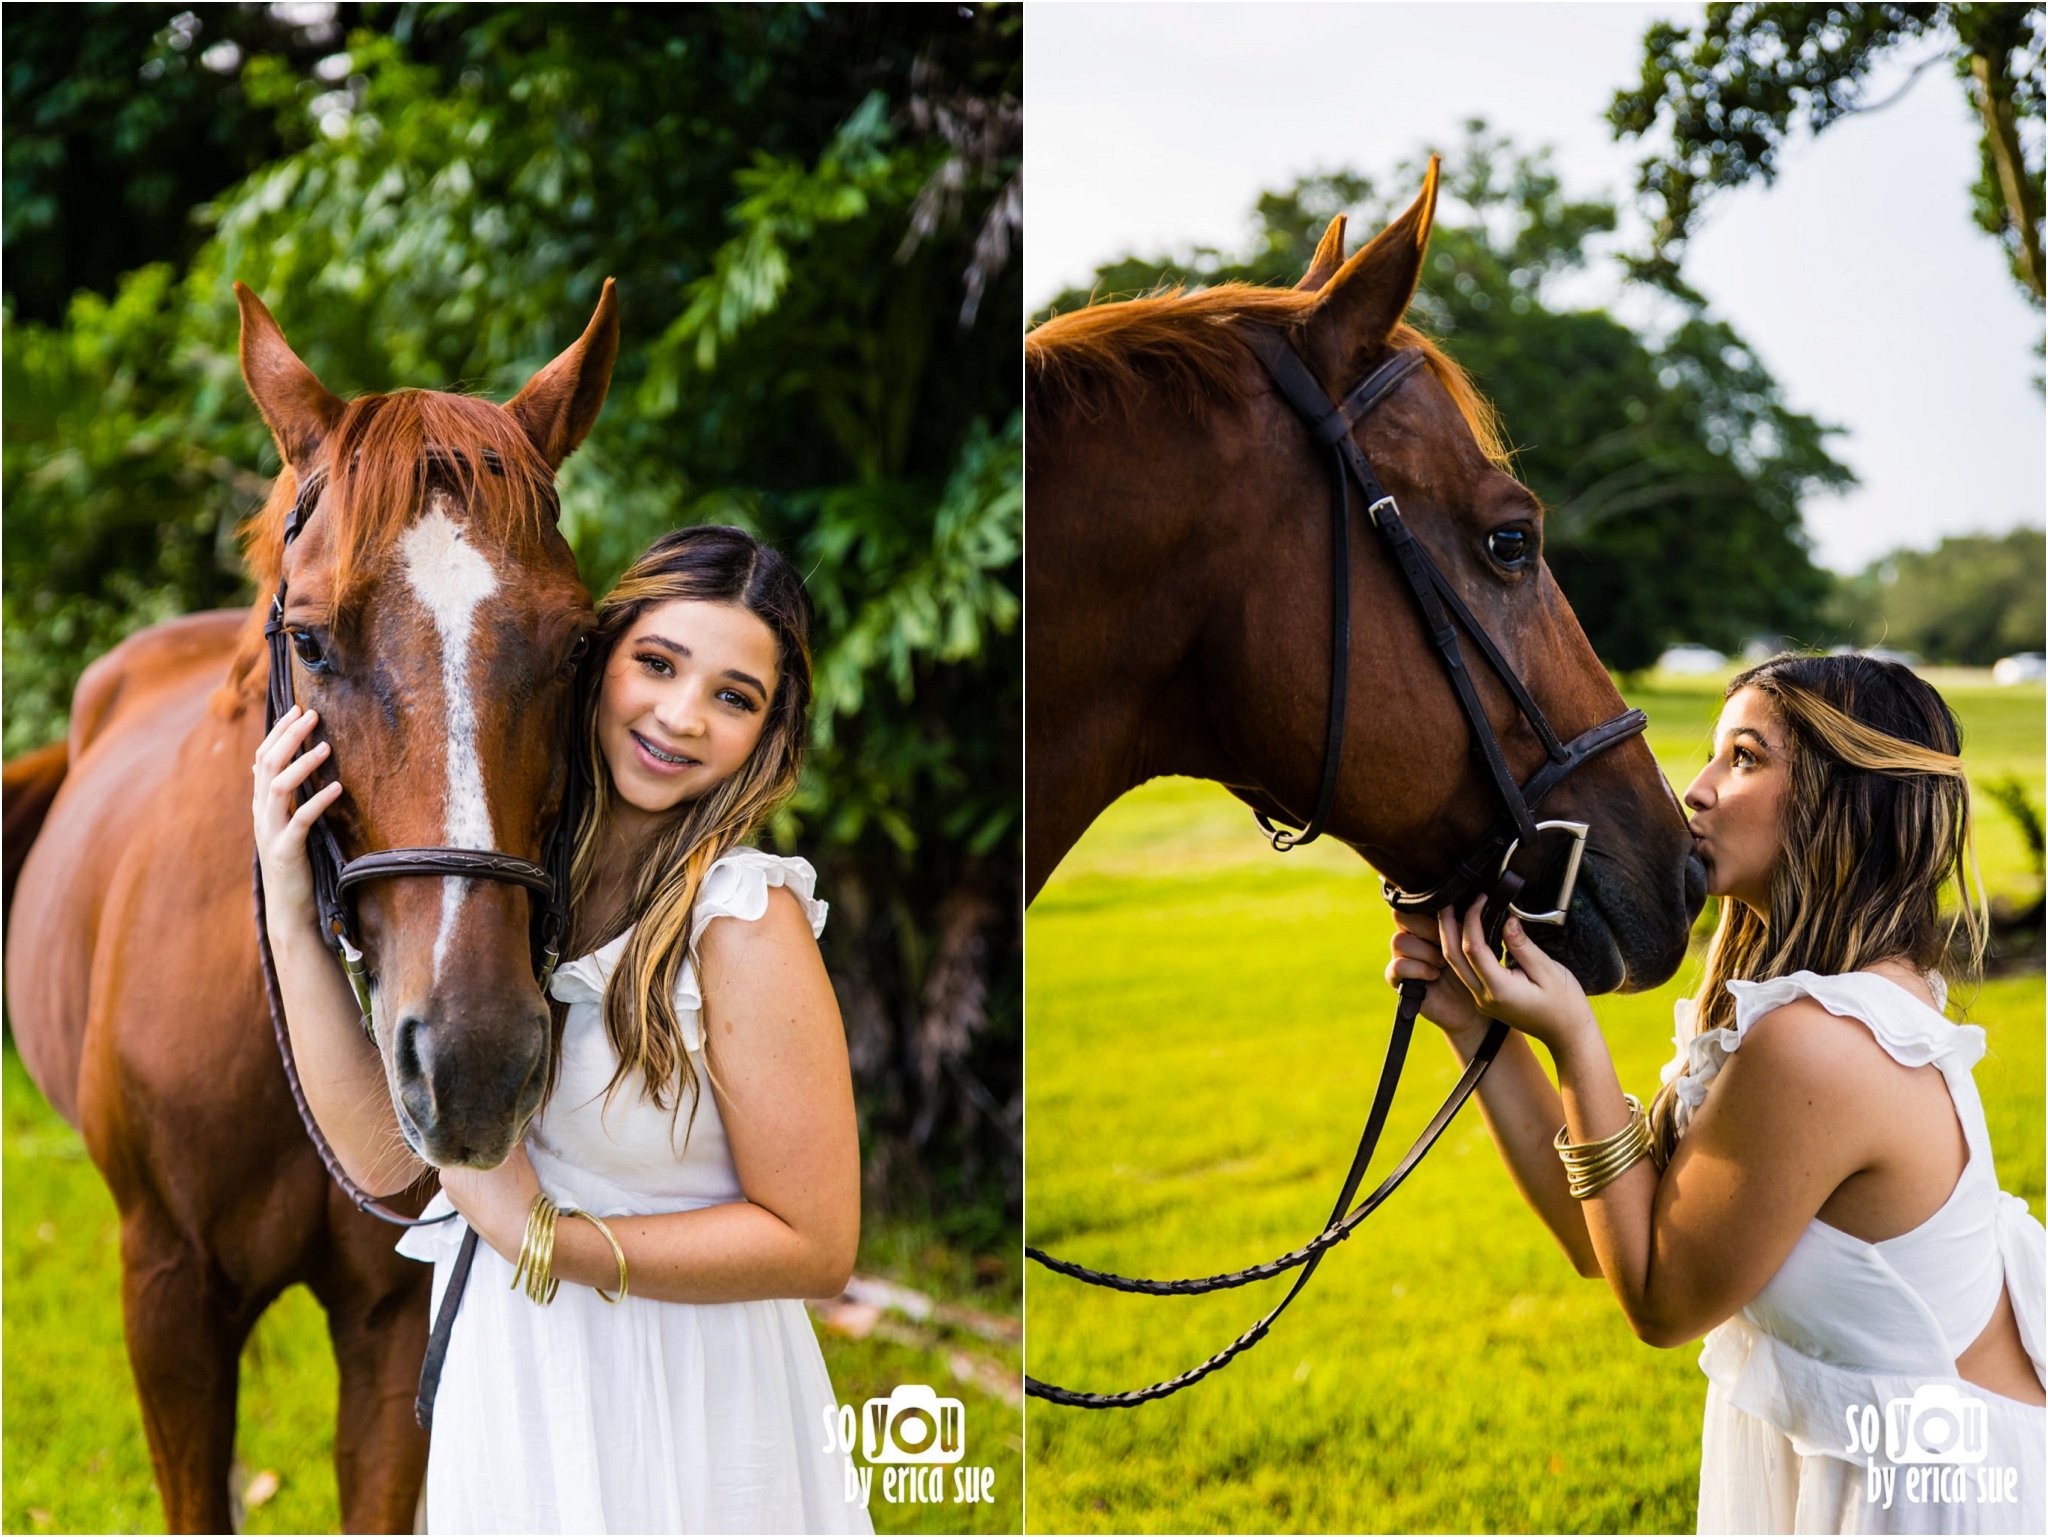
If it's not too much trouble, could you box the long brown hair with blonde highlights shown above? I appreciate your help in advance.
[557,526,815,1137]
[1648,653,1988,1167]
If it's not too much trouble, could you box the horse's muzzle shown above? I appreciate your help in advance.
[390,1003,549,1168]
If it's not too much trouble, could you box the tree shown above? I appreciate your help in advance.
[1828,527,2047,661]
[1609,4,2047,308]
[1,3,358,326]
[3,3,1022,1232]
[1039,126,1849,671]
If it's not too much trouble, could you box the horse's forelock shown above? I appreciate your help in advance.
[1026,283,1512,471]
[226,391,564,712]
[238,391,559,617]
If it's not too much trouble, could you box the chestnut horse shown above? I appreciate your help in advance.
[4,283,614,1530]
[1025,168,1703,993]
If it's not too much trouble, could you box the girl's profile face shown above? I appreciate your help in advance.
[596,598,780,823]
[1682,686,1790,913]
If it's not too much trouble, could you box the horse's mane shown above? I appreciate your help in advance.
[223,390,558,707]
[1026,283,1511,469]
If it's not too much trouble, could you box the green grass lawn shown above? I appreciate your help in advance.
[1024,674,2045,1535]
[2,1045,1021,1535]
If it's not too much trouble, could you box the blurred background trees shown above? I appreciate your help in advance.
[3,2,1021,1240]
[1609,3,2045,309]
[1829,527,2047,662]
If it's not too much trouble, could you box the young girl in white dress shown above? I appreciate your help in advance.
[256,525,873,1534]
[1387,652,2044,1535]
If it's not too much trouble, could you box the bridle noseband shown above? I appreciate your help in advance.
[251,450,589,1229]
[1025,328,1649,1410]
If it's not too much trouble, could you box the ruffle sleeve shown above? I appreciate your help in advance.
[674,849,826,1049]
[686,847,827,950]
[1663,972,1981,1142]
[542,847,827,1056]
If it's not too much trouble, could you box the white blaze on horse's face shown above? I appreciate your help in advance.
[399,494,503,982]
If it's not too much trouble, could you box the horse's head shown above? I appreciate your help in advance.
[237,283,614,1167]
[1026,166,1703,993]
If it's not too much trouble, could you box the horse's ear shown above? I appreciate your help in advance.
[1304,158,1439,369]
[235,283,344,471]
[1294,214,1348,291]
[507,278,619,470]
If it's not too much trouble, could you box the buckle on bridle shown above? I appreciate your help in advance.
[1496,820,1589,926]
[334,927,376,1038]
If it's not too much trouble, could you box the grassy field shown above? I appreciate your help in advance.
[2,1044,1021,1535]
[1024,673,2045,1535]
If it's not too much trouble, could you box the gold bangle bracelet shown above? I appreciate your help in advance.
[511,1192,563,1305]
[1563,1150,1647,1194]
[1560,1119,1651,1181]
[562,1208,629,1304]
[1566,1139,1652,1199]
[1556,1094,1654,1199]
[1554,1094,1645,1163]
[533,1201,561,1305]
[509,1194,542,1294]
[1556,1123,1654,1188]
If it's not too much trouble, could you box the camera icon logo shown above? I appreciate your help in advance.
[1884,1385,1989,1465]
[861,1384,966,1465]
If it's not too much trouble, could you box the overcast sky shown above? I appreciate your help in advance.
[1025,1,2046,575]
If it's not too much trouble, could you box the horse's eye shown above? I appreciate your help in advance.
[560,633,591,679]
[1487,527,1532,570]
[291,630,328,669]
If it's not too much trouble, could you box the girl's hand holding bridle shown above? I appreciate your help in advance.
[1435,898,1599,1057]
[1385,909,1488,1042]
[251,705,346,935]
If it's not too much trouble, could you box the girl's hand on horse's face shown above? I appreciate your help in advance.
[438,1144,542,1262]
[1385,909,1486,1038]
[1436,899,1597,1056]
[251,705,345,929]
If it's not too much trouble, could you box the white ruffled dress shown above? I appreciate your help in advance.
[1661,971,2045,1535]
[397,848,874,1536]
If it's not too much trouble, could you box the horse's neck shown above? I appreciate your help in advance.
[1024,442,1261,894]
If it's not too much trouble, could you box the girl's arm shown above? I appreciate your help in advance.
[1439,902,1881,1347]
[1389,910,1597,1274]
[443,884,861,1302]
[254,706,430,1197]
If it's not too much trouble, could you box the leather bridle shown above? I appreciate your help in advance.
[1025,328,1649,1409]
[251,449,587,1222]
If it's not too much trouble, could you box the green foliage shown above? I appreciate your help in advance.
[3,4,1022,1217]
[2,4,341,326]
[1983,776,2046,881]
[1609,3,2047,307]
[1038,126,1849,671]
[1829,528,2047,663]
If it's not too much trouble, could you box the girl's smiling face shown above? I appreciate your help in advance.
[1682,686,1791,913]
[596,599,780,823]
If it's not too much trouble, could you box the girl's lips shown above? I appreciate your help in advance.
[631,730,698,773]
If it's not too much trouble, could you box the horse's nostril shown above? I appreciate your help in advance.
[395,1015,428,1090]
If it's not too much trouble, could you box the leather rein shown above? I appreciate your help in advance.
[1024,329,1648,1409]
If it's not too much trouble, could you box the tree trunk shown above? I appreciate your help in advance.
[1970,45,2045,302]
